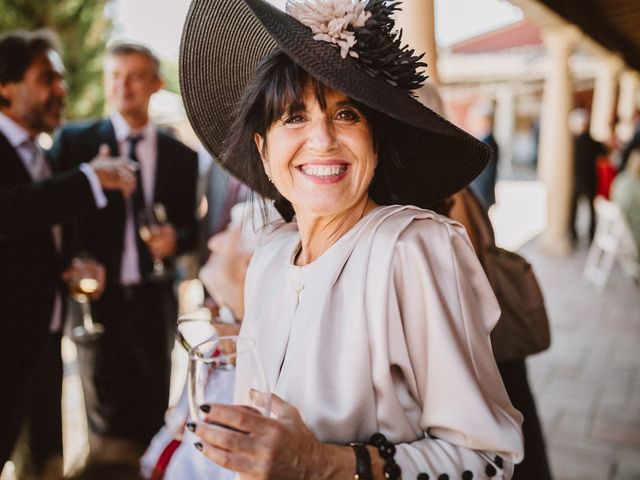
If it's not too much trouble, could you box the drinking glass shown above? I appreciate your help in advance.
[176,316,218,353]
[188,336,271,428]
[68,259,104,341]
[138,203,169,279]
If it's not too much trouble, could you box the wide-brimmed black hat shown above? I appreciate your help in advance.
[179,0,490,209]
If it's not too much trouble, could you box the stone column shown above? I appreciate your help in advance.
[590,54,623,142]
[616,70,640,142]
[538,25,580,255]
[394,0,439,85]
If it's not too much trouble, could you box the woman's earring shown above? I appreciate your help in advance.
[267,175,273,183]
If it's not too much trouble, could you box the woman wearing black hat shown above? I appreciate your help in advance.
[180,0,524,478]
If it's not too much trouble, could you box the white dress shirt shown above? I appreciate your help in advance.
[0,112,107,332]
[109,112,158,286]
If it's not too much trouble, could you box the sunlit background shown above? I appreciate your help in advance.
[1,0,638,479]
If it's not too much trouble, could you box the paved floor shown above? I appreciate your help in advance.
[491,178,640,480]
[519,238,640,480]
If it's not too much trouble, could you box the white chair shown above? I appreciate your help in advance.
[583,197,639,289]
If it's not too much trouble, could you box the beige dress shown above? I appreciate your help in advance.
[241,205,524,479]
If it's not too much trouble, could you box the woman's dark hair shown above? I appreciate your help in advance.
[223,50,404,222]
[0,30,60,107]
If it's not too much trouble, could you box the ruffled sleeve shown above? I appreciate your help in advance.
[365,213,524,479]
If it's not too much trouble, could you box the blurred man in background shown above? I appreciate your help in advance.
[50,41,198,463]
[468,101,500,210]
[569,108,607,245]
[0,30,135,479]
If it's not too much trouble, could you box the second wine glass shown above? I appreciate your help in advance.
[68,258,105,342]
[138,203,169,280]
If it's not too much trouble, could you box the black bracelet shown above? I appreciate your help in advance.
[350,443,373,480]
[369,432,401,480]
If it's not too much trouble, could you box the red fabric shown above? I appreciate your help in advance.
[596,156,617,199]
[151,439,182,480]
[150,347,221,479]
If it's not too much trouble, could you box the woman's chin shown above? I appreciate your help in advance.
[294,197,366,220]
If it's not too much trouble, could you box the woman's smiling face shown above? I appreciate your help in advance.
[255,86,377,219]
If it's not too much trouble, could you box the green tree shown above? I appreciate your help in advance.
[161,59,180,95]
[0,0,112,119]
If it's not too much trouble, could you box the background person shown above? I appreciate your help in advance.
[180,0,524,478]
[446,188,553,480]
[49,41,198,461]
[611,147,640,257]
[568,108,607,244]
[141,224,253,480]
[416,82,553,480]
[0,30,134,479]
[468,100,500,210]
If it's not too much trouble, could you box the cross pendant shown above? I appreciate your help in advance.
[296,285,304,302]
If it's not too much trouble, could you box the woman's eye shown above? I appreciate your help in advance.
[283,113,306,124]
[336,109,360,122]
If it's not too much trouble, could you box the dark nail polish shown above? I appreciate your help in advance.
[200,404,211,413]
[186,422,196,432]
[194,442,203,451]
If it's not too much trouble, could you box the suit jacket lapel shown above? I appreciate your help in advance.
[154,131,170,203]
[0,131,32,185]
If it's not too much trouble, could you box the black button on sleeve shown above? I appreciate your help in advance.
[461,470,473,480]
[485,464,497,477]
[494,456,504,469]
[417,474,430,480]
[437,475,449,480]
[379,442,396,459]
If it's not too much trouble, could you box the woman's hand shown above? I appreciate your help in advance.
[89,144,138,198]
[194,394,353,479]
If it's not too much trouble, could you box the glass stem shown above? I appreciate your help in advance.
[153,259,165,274]
[81,300,94,330]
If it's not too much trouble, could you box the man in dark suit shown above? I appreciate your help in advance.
[0,30,136,478]
[569,108,606,243]
[50,42,198,459]
[468,102,499,210]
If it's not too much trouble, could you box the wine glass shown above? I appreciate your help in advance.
[188,336,271,429]
[177,306,242,353]
[68,259,105,342]
[138,203,169,280]
[176,316,218,353]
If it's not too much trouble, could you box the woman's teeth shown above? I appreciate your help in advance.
[300,165,347,178]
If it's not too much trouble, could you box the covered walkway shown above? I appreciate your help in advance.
[493,180,640,480]
[521,238,640,480]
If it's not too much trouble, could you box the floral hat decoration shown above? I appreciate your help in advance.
[180,0,491,209]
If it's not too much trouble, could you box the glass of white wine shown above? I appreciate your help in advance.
[138,203,169,280]
[68,258,104,342]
